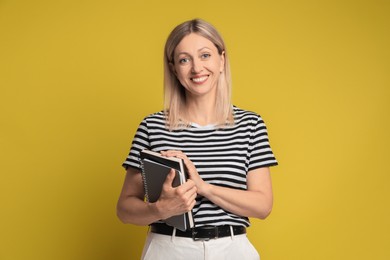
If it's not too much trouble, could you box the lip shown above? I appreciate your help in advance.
[190,75,209,84]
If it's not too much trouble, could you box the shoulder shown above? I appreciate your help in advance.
[233,106,264,124]
[141,110,166,124]
[136,111,169,133]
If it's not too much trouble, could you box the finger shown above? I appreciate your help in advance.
[163,169,176,188]
[183,188,197,208]
[181,179,196,190]
[182,159,197,174]
[187,197,197,211]
[186,190,198,204]
[190,200,196,210]
[190,192,197,204]
[187,186,198,200]
[162,150,186,158]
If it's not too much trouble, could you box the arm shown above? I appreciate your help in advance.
[201,167,273,219]
[161,150,273,220]
[116,167,197,225]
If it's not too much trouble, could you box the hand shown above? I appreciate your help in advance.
[160,150,211,197]
[156,169,197,220]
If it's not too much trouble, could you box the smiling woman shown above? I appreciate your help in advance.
[163,19,233,129]
[117,18,278,260]
[172,33,225,104]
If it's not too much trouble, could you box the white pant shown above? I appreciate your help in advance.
[141,229,260,260]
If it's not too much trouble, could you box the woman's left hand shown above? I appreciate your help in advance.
[160,150,210,196]
[161,150,273,219]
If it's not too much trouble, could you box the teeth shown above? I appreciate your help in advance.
[192,76,208,83]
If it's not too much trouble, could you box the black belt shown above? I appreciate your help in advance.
[150,223,246,241]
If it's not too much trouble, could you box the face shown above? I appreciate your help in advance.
[172,33,225,99]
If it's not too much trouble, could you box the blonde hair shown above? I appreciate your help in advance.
[163,19,234,130]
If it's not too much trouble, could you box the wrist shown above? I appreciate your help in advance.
[148,201,163,221]
[199,182,212,198]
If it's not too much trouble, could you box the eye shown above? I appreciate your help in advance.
[178,57,190,64]
[201,53,211,59]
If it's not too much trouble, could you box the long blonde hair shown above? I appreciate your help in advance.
[163,19,234,130]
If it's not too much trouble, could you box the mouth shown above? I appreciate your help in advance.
[191,75,209,84]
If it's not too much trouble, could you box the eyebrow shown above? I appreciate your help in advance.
[176,47,213,56]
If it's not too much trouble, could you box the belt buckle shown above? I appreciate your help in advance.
[191,226,218,241]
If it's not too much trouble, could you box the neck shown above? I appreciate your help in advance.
[184,96,217,126]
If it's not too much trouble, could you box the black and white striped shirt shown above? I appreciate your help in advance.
[122,106,278,227]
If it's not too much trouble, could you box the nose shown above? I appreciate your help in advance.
[191,58,203,74]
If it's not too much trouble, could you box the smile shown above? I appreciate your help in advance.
[191,76,208,83]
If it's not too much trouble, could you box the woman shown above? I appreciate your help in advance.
[117,18,278,260]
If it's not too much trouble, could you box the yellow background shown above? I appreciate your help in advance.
[1,0,389,259]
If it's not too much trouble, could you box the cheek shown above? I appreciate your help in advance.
[173,72,188,88]
[175,68,189,82]
[209,58,223,73]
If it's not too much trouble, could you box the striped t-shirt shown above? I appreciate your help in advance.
[122,106,278,227]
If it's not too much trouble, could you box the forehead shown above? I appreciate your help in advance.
[174,33,217,55]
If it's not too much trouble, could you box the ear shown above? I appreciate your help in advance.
[220,51,225,73]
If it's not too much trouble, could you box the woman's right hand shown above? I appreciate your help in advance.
[155,169,197,220]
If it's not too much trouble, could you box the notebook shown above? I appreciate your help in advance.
[140,150,194,231]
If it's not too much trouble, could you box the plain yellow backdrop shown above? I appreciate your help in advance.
[1,0,389,259]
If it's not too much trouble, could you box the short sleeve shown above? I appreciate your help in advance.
[247,115,278,171]
[122,118,151,170]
